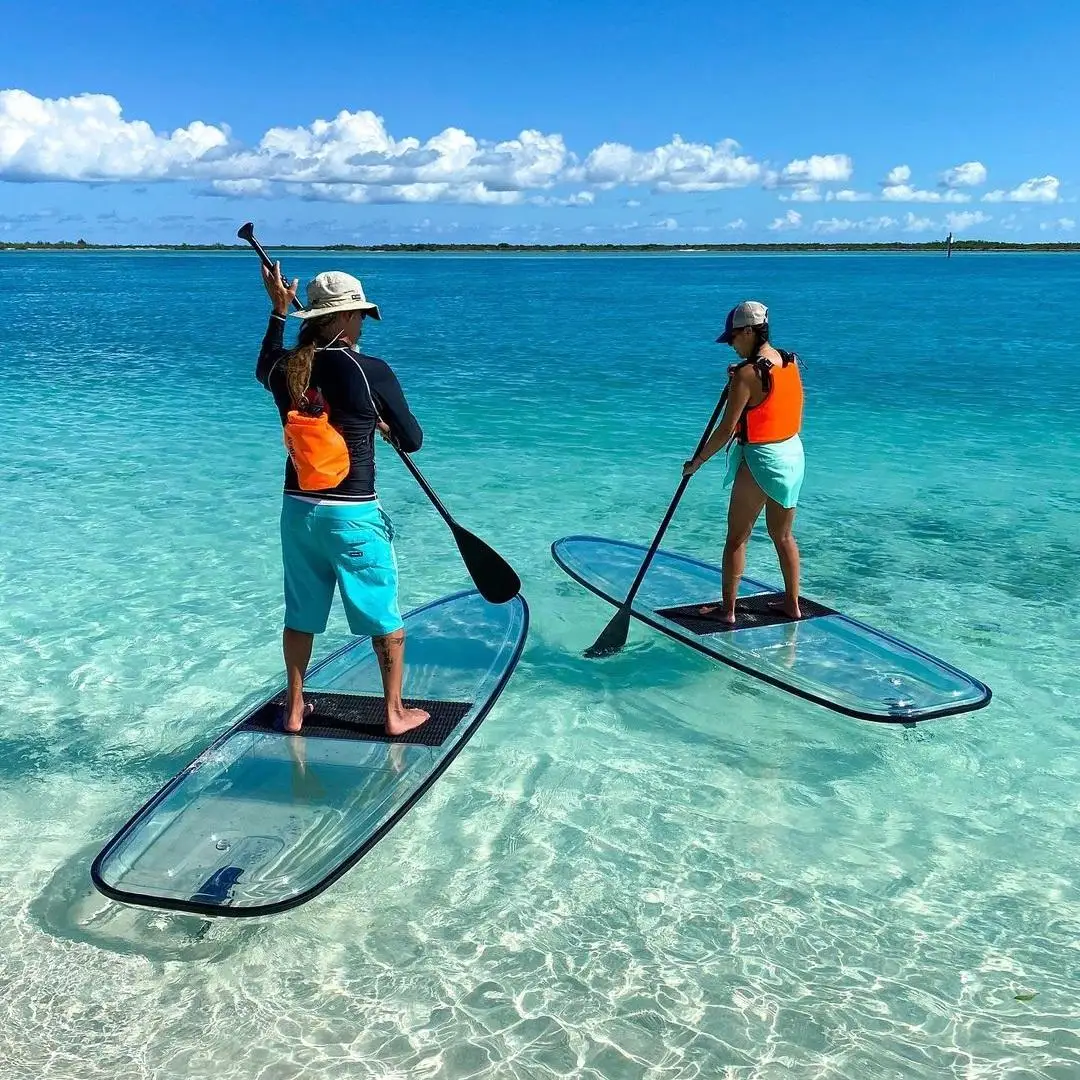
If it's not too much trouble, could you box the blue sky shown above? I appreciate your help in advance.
[1,0,1077,244]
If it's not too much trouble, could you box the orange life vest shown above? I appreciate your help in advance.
[283,390,351,491]
[735,350,803,444]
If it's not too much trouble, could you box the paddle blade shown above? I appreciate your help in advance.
[237,222,255,242]
[452,523,521,605]
[584,606,632,659]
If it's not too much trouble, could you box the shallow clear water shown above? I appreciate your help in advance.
[2,250,1079,1079]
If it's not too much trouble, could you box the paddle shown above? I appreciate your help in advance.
[584,388,729,658]
[238,222,521,606]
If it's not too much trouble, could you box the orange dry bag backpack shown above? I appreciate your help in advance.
[283,388,351,491]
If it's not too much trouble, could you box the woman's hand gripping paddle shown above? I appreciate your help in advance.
[239,222,521,605]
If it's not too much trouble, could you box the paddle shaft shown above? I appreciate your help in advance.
[612,389,730,615]
[243,229,459,532]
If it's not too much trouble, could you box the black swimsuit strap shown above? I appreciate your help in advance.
[728,353,773,393]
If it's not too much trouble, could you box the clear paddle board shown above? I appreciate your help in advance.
[552,535,990,724]
[91,590,528,918]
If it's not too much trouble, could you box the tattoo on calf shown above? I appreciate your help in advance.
[373,630,405,670]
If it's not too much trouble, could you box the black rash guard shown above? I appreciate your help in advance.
[256,314,423,502]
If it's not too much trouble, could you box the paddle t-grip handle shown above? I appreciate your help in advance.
[238,223,304,313]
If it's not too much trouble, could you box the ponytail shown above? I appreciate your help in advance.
[285,315,336,406]
[750,322,771,356]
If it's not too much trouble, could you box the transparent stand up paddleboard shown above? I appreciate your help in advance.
[552,535,990,724]
[91,590,529,918]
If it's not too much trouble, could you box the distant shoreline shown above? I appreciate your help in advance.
[2,239,1080,254]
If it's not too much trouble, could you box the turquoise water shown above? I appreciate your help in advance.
[3,250,1079,1079]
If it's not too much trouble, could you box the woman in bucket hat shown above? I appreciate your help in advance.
[256,264,430,736]
[682,300,806,624]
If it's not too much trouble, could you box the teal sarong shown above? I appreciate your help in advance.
[724,434,805,509]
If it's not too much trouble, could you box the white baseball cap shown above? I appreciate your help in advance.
[290,271,382,321]
[716,300,768,343]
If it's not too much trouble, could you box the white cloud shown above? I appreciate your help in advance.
[983,176,1060,203]
[941,161,987,188]
[652,217,679,231]
[780,154,853,183]
[780,184,823,202]
[0,90,777,201]
[625,199,641,207]
[945,210,991,232]
[227,113,569,199]
[768,210,803,231]
[298,181,524,205]
[903,212,936,233]
[409,217,460,235]
[0,90,569,205]
[210,178,273,198]
[811,217,853,234]
[725,218,747,230]
[1040,217,1076,231]
[531,190,595,207]
[0,89,228,181]
[1,89,1044,227]
[812,215,896,234]
[577,134,761,192]
[882,183,970,204]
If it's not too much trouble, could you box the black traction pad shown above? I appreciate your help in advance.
[242,693,473,747]
[657,592,836,635]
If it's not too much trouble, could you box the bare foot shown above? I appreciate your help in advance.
[769,599,802,621]
[283,701,314,734]
[386,706,430,737]
[696,604,737,625]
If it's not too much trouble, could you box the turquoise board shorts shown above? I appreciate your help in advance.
[724,434,805,509]
[279,496,403,637]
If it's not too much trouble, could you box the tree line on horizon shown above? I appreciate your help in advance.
[2,238,1079,253]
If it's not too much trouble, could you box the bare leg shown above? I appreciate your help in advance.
[720,465,768,623]
[700,464,767,623]
[765,500,801,619]
[372,629,430,736]
[283,628,315,733]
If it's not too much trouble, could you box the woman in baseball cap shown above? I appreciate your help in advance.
[682,300,806,624]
